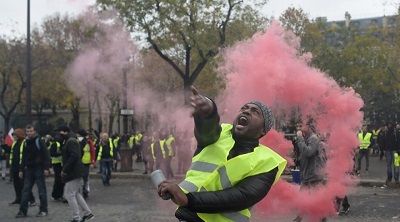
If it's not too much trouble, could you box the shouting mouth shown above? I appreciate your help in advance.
[236,116,249,130]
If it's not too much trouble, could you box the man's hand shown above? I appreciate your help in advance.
[158,180,188,206]
[44,170,49,177]
[296,130,303,138]
[90,164,95,170]
[61,171,67,177]
[18,172,23,179]
[190,85,213,118]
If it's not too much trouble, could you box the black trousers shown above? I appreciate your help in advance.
[11,168,35,203]
[51,163,64,199]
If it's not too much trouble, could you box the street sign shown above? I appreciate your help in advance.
[120,109,134,115]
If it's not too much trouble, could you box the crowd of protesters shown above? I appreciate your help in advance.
[0,119,398,221]
[0,124,196,221]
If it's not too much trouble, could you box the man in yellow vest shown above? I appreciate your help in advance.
[357,125,372,174]
[165,134,176,179]
[97,133,116,186]
[77,129,95,199]
[151,129,169,176]
[8,129,36,205]
[371,125,381,155]
[157,86,287,222]
[134,131,143,162]
[48,134,64,201]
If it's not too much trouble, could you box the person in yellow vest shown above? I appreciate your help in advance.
[356,125,372,174]
[8,129,36,205]
[151,129,169,176]
[77,129,96,199]
[134,131,143,162]
[128,132,135,149]
[47,134,64,201]
[165,134,176,179]
[157,86,287,222]
[97,133,116,186]
[111,131,120,171]
[371,125,381,155]
[141,132,153,174]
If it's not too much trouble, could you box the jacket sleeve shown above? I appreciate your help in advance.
[184,167,278,213]
[297,135,319,158]
[40,139,51,170]
[193,98,222,156]
[63,139,80,174]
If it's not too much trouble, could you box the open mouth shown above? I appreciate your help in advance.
[237,116,249,127]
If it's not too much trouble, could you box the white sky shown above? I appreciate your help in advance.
[0,0,398,37]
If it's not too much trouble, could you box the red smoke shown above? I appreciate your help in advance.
[218,21,364,221]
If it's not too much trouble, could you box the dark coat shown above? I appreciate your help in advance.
[61,133,84,182]
[20,136,50,171]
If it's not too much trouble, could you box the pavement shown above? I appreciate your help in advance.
[89,154,391,188]
[0,154,399,222]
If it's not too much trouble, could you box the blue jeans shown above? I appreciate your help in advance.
[20,167,48,214]
[357,149,369,171]
[386,151,399,181]
[100,159,113,185]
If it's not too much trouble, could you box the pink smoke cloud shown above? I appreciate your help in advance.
[218,21,364,220]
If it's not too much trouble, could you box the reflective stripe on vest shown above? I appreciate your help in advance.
[49,141,62,164]
[97,139,114,160]
[9,140,25,165]
[165,136,175,156]
[358,132,372,149]
[151,140,166,160]
[82,143,91,164]
[178,124,287,222]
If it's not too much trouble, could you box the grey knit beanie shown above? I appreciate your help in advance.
[247,101,274,133]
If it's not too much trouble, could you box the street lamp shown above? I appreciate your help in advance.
[26,0,32,124]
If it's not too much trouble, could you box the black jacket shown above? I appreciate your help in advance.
[61,133,84,182]
[382,128,400,151]
[176,100,278,221]
[20,136,50,171]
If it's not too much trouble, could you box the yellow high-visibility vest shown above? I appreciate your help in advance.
[97,139,114,160]
[151,140,166,160]
[358,132,372,149]
[9,140,25,165]
[128,136,135,149]
[81,143,91,164]
[48,141,62,164]
[372,129,380,140]
[179,124,287,222]
[135,133,143,145]
[165,136,175,157]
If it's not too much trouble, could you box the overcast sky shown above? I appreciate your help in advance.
[0,0,398,37]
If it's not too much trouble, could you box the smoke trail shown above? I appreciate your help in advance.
[218,21,363,221]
